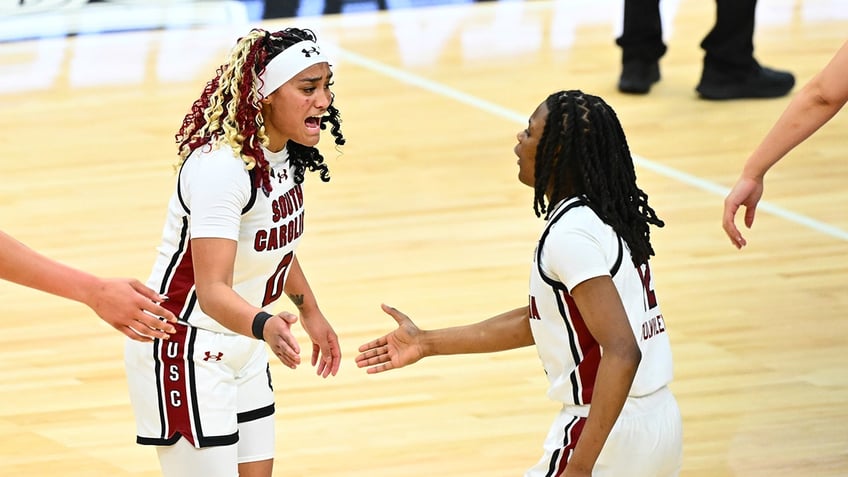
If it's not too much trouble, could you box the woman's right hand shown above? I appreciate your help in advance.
[355,304,425,374]
[264,312,302,369]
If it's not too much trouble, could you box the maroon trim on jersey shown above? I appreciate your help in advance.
[546,415,586,477]
[536,197,619,406]
[158,217,196,321]
[162,240,195,317]
[563,291,600,405]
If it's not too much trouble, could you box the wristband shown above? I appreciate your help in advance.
[252,311,273,340]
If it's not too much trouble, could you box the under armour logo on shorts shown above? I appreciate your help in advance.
[203,351,224,361]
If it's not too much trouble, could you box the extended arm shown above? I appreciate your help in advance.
[0,230,177,341]
[561,276,641,477]
[723,39,848,248]
[355,304,535,373]
[283,255,341,377]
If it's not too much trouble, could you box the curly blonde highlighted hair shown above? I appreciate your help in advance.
[175,28,345,195]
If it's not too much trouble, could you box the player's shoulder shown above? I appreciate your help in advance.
[185,144,248,172]
[547,197,603,231]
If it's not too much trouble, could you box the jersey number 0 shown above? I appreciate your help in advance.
[263,251,294,306]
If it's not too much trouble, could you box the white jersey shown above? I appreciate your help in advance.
[147,144,304,334]
[528,196,673,406]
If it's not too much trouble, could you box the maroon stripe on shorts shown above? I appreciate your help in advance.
[157,324,196,445]
[548,415,587,476]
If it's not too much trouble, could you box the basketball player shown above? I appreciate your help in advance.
[0,230,176,341]
[723,38,848,248]
[124,28,344,477]
[357,91,682,477]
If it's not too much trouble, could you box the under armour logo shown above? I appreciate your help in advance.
[203,351,224,361]
[271,168,288,183]
[302,46,320,58]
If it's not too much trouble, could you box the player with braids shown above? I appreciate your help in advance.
[356,90,682,476]
[124,27,344,477]
[533,90,664,267]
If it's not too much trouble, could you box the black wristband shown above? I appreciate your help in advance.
[252,311,273,340]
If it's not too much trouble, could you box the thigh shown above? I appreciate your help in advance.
[125,327,263,447]
[236,343,275,415]
[594,390,683,477]
[157,437,238,477]
[525,411,586,477]
[124,332,239,447]
[236,344,276,463]
[525,390,682,477]
[238,410,275,464]
[238,459,273,477]
[237,416,275,477]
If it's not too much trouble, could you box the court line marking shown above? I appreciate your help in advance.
[335,47,848,242]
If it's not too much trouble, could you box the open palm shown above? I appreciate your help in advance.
[356,304,425,374]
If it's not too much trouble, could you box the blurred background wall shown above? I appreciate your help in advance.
[0,0,503,42]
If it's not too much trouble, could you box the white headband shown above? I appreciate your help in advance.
[258,40,329,97]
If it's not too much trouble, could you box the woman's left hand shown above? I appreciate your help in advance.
[300,310,341,377]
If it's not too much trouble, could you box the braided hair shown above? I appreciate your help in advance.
[174,28,345,195]
[533,90,664,266]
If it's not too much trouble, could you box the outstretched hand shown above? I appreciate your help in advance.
[355,304,425,374]
[89,278,178,342]
[264,312,302,369]
[722,177,764,249]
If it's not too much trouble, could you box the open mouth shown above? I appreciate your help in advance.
[305,116,321,130]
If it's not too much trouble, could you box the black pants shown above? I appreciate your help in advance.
[616,0,758,74]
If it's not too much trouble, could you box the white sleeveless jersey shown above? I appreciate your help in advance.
[528,197,673,405]
[146,144,304,334]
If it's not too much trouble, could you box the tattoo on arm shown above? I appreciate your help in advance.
[288,293,305,309]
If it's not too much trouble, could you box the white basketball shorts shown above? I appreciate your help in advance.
[124,323,275,457]
[525,385,682,477]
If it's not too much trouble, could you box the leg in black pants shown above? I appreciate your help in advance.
[616,0,794,99]
[696,0,794,99]
[615,0,664,94]
[700,0,757,73]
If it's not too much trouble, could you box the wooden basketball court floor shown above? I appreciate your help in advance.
[1,0,846,475]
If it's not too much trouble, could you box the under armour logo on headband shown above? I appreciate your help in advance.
[258,40,328,96]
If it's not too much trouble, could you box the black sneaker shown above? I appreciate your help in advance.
[618,60,661,95]
[696,65,795,100]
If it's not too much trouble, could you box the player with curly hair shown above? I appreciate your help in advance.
[124,27,345,477]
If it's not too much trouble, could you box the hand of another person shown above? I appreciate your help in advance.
[88,278,178,342]
[264,312,302,369]
[299,309,341,378]
[355,304,425,374]
[722,176,764,249]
